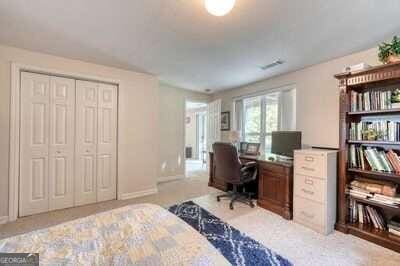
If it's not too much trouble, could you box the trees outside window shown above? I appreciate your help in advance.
[243,92,280,153]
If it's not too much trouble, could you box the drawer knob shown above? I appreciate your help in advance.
[305,156,314,162]
[304,178,314,185]
[301,211,314,219]
[301,166,315,172]
[301,189,314,195]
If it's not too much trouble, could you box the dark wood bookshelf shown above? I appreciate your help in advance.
[348,108,400,116]
[347,168,400,183]
[347,140,400,145]
[348,195,399,210]
[347,223,400,251]
[336,62,400,253]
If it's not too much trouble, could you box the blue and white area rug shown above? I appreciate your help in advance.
[168,201,292,266]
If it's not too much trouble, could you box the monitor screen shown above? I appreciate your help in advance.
[271,131,302,158]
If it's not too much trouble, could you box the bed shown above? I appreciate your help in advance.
[0,204,228,265]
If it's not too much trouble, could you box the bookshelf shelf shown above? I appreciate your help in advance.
[349,195,400,211]
[347,108,400,116]
[347,140,400,145]
[347,168,400,183]
[347,223,400,251]
[336,62,400,253]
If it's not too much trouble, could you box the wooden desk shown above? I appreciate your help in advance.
[209,152,293,219]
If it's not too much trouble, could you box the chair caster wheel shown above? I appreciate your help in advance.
[217,197,220,202]
[250,202,255,208]
[229,204,234,210]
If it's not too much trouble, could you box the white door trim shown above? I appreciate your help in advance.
[9,62,121,222]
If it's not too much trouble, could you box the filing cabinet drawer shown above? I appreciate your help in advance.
[294,195,325,229]
[294,153,325,178]
[294,175,325,204]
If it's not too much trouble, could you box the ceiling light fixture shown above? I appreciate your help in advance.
[205,0,236,16]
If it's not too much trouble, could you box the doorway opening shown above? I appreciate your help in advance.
[185,101,207,178]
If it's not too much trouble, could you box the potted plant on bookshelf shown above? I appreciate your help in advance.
[391,89,400,109]
[362,128,377,141]
[378,36,400,64]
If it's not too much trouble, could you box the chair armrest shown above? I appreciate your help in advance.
[241,161,257,172]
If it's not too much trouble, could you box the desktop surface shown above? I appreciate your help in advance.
[239,152,293,167]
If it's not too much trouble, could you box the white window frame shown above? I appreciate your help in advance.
[242,93,281,152]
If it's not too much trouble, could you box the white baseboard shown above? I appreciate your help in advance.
[157,174,185,183]
[120,187,158,200]
[0,216,9,225]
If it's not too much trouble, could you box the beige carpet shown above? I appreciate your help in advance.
[1,174,400,265]
[0,173,217,240]
[193,195,400,266]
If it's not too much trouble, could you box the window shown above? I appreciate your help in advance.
[243,92,280,153]
[235,86,296,154]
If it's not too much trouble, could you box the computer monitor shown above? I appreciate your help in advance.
[271,131,302,158]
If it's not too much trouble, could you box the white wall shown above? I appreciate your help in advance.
[0,44,160,218]
[213,47,380,148]
[158,84,211,180]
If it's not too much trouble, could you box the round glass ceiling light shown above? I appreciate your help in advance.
[205,0,236,16]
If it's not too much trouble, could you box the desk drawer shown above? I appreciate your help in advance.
[294,153,325,178]
[294,196,325,229]
[294,175,325,204]
[259,161,285,175]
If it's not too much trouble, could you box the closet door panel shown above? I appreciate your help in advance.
[20,72,50,217]
[49,77,75,210]
[75,80,98,206]
[97,83,117,201]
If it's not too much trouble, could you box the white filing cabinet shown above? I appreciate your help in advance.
[293,149,337,235]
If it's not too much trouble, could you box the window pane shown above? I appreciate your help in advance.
[265,93,279,133]
[245,134,260,143]
[244,96,261,134]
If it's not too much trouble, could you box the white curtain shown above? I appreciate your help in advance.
[233,99,243,135]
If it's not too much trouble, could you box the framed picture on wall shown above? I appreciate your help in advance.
[221,111,230,131]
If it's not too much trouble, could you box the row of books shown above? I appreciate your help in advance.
[349,120,400,142]
[348,145,400,174]
[389,217,400,237]
[350,90,395,112]
[347,178,399,207]
[350,177,397,197]
[349,199,386,230]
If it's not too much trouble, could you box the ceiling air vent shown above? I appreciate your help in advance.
[260,59,284,70]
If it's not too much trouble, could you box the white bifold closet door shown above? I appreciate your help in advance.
[75,81,117,206]
[96,83,117,202]
[20,72,117,217]
[20,72,75,216]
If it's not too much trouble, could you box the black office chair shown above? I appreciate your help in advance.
[212,142,258,210]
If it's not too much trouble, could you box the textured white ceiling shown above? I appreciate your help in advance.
[0,0,399,92]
